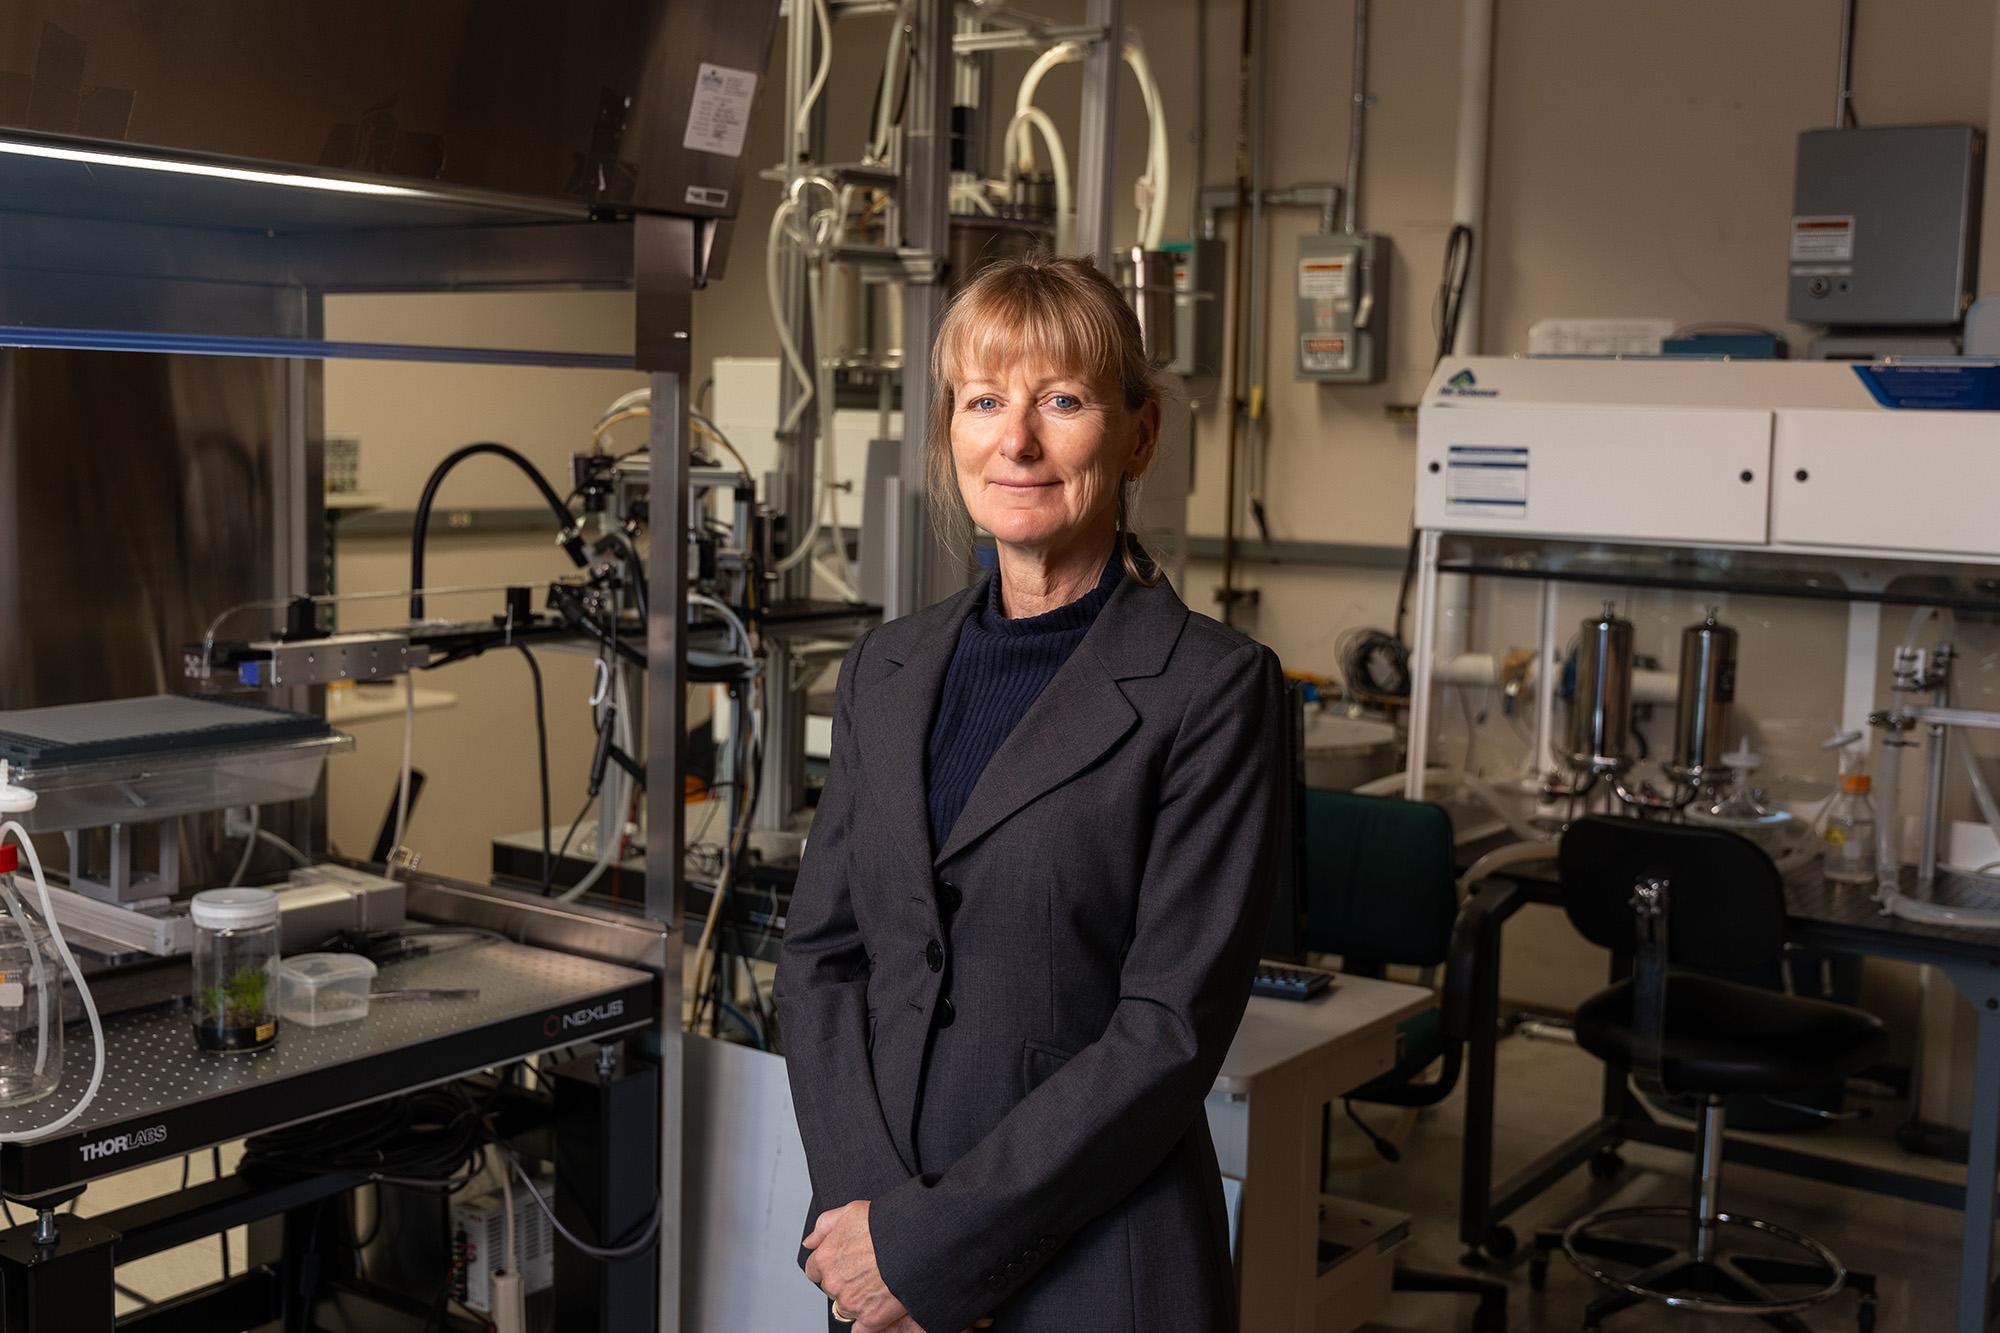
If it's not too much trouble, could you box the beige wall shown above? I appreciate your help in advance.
[325,5,1996,1002]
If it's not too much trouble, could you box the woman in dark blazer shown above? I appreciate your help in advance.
[777,254,1284,1333]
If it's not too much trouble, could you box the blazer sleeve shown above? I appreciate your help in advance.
[868,639,1284,1332]
[774,632,916,1234]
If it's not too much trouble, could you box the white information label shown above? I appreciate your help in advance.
[1298,258,1350,300]
[1445,446,1529,514]
[0,982,24,1010]
[1300,334,1350,373]
[683,63,759,158]
[1790,215,1855,263]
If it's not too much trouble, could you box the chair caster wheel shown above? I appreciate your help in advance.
[1473,1302,1507,1333]
[1858,1295,1877,1333]
[1588,1148,1626,1181]
[1484,1224,1519,1260]
[1529,1254,1549,1292]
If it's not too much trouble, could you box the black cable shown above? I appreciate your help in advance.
[1431,224,1475,374]
[1392,223,1479,647]
[514,645,553,896]
[410,442,582,621]
[1344,1098,1401,1163]
[560,784,596,868]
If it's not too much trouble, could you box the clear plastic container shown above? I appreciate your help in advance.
[1823,773,1878,885]
[275,952,378,1028]
[191,888,280,1052]
[0,848,63,1106]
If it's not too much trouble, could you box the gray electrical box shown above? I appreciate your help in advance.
[1296,231,1391,383]
[1787,124,1984,328]
[1166,239,1226,380]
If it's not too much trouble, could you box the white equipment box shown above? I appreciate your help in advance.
[1416,357,2000,559]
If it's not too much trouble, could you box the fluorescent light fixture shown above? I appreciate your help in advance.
[0,138,436,198]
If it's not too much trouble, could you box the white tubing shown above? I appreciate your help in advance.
[0,823,104,1140]
[1123,42,1170,249]
[1353,767,1456,798]
[1003,106,1074,254]
[227,804,262,887]
[1013,39,1167,249]
[391,672,414,861]
[794,0,834,141]
[1457,840,1558,898]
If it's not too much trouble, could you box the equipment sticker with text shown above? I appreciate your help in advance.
[684,63,758,158]
[1445,446,1528,515]
[1790,215,1855,267]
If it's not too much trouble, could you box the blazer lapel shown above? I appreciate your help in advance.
[853,579,986,883]
[933,572,1187,866]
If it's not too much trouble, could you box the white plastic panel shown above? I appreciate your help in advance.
[1415,404,1773,544]
[1774,409,2000,557]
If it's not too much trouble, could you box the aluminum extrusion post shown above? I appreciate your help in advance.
[636,212,693,1333]
[1072,0,1124,271]
[896,0,956,616]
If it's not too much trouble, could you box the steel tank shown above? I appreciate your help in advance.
[1667,610,1738,786]
[1568,603,1635,775]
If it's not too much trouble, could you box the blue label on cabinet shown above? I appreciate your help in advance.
[1852,364,2000,411]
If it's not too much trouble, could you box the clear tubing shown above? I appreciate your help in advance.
[0,823,104,1141]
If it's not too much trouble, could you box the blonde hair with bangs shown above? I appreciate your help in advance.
[928,254,1164,587]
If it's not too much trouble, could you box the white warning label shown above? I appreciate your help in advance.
[684,63,759,158]
[1299,257,1351,300]
[1790,215,1855,263]
[1445,446,1529,514]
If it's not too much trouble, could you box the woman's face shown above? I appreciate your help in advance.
[950,363,1158,557]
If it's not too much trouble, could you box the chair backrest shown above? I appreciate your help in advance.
[1557,816,1787,987]
[1302,789,1459,970]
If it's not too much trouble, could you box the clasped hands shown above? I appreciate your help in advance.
[804,1200,995,1333]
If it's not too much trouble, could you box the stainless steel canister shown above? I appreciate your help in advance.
[1568,602,1635,775]
[1667,610,1737,785]
[1118,247,1179,368]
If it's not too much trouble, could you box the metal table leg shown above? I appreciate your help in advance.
[1941,960,2000,1333]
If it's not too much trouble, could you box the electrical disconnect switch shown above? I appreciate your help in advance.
[1296,231,1391,384]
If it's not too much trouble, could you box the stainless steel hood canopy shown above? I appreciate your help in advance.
[0,0,776,221]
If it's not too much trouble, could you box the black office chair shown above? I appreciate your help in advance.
[1528,817,1884,1333]
[1305,790,1510,1333]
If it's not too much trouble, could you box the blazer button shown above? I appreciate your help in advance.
[937,881,963,915]
[1018,1248,1035,1266]
[985,1272,1005,1291]
[925,939,945,972]
[935,996,956,1028]
[1005,1261,1024,1278]
[1037,1234,1056,1250]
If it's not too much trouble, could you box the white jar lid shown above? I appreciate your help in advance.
[190,888,280,931]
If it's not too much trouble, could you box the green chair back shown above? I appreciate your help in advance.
[1302,788,1459,970]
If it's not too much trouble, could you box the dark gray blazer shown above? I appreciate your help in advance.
[776,567,1283,1333]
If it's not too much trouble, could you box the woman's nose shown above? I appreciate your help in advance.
[996,405,1039,462]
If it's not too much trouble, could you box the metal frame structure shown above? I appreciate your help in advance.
[755,0,1129,837]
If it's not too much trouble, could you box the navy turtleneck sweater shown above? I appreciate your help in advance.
[925,555,1124,849]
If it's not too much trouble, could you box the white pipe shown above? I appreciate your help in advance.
[1457,840,1558,898]
[1431,652,1677,706]
[1449,0,1494,356]
[1434,0,1485,677]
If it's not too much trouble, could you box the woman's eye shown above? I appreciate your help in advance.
[968,395,1000,411]
[1046,394,1082,412]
